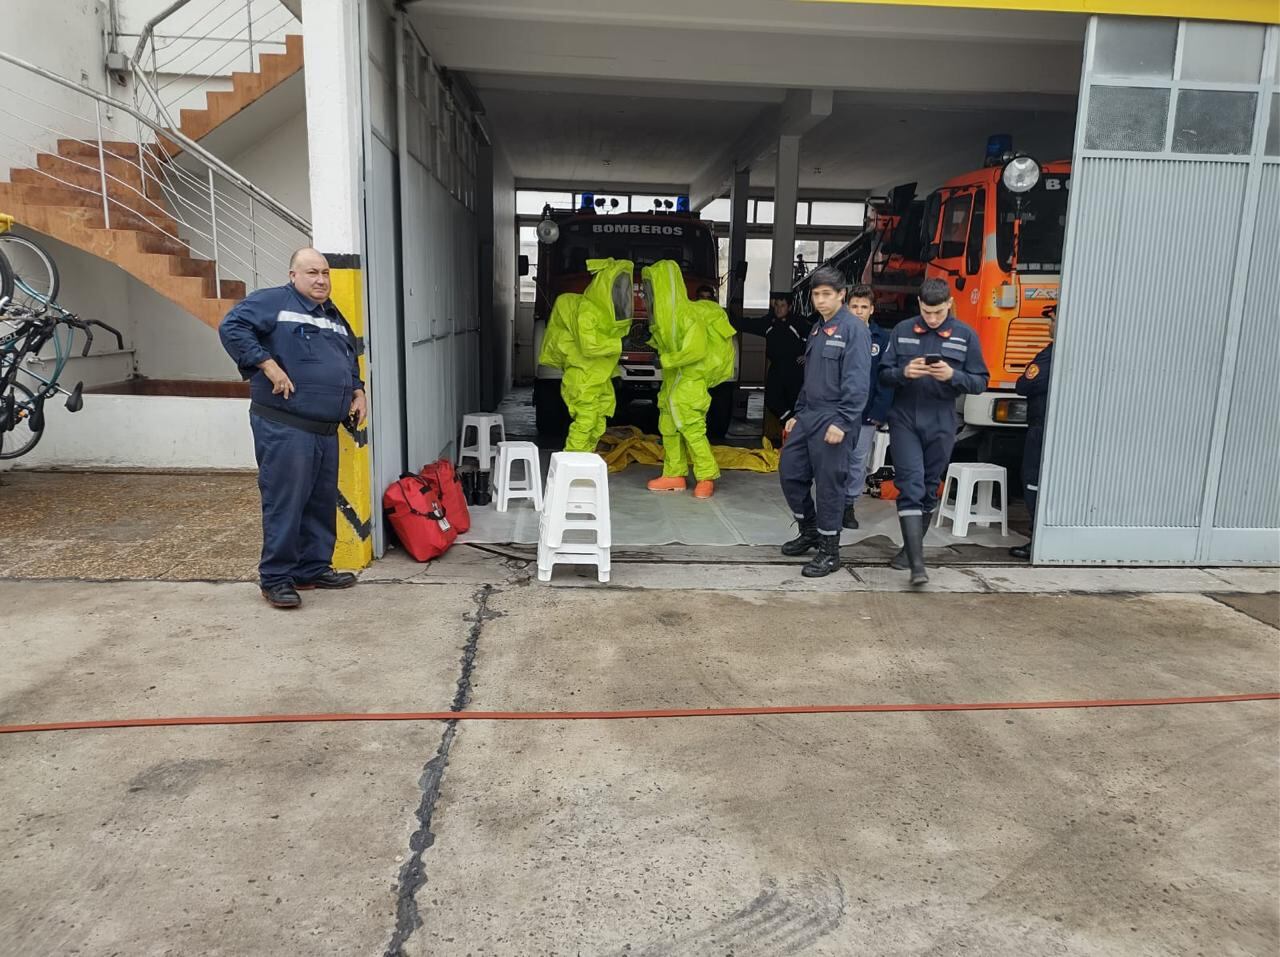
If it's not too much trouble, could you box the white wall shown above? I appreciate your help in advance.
[4,396,254,470]
[489,144,516,401]
[0,0,112,168]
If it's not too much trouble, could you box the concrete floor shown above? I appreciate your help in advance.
[1,549,1277,955]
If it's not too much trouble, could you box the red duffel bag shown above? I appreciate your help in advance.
[419,458,471,534]
[383,473,458,561]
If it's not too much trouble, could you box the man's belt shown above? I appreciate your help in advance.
[250,401,340,435]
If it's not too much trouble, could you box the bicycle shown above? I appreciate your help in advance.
[1,302,123,459]
[0,214,59,314]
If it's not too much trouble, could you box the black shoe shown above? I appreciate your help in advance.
[295,569,358,590]
[842,504,859,530]
[781,519,821,557]
[898,513,929,586]
[261,582,301,609]
[802,534,842,578]
[890,510,930,569]
[1009,544,1031,560]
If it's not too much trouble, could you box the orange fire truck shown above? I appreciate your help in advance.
[798,143,1069,444]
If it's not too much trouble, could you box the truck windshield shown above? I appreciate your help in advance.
[553,219,717,279]
[997,175,1070,274]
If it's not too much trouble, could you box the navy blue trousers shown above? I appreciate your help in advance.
[779,410,852,535]
[888,408,956,515]
[1022,425,1044,531]
[251,414,339,588]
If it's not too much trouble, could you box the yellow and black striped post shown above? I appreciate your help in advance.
[325,253,373,571]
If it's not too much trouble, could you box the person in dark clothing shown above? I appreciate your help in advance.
[843,283,894,529]
[1010,309,1055,560]
[219,248,366,609]
[777,267,872,578]
[878,277,989,585]
[732,291,811,444]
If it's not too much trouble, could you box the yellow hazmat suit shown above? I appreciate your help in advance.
[537,258,635,453]
[642,260,736,482]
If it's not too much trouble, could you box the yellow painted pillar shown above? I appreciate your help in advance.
[326,258,373,570]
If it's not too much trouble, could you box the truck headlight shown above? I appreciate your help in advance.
[993,398,1028,424]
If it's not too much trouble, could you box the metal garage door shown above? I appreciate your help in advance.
[1039,16,1279,564]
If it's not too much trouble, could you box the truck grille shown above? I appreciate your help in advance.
[1003,318,1052,374]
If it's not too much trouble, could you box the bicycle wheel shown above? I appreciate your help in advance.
[0,234,59,311]
[0,247,13,307]
[0,380,43,460]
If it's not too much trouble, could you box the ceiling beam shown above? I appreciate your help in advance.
[689,88,832,209]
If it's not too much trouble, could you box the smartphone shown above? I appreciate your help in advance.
[924,353,943,365]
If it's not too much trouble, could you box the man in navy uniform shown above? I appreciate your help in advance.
[220,248,367,609]
[778,267,871,578]
[842,283,893,530]
[878,276,989,585]
[732,291,811,445]
[1010,308,1055,560]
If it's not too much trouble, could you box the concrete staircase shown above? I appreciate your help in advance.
[0,35,304,329]
[163,34,304,154]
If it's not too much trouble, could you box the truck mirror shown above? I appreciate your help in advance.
[518,255,530,277]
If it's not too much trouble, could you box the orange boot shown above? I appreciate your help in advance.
[693,480,715,499]
[647,476,687,492]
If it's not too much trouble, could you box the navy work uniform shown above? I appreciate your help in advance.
[1015,341,1053,531]
[779,306,872,536]
[845,321,895,505]
[878,314,989,517]
[219,285,362,590]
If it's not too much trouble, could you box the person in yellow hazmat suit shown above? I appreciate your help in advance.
[642,259,736,498]
[537,258,635,452]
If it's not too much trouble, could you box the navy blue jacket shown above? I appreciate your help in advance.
[862,323,894,425]
[792,306,872,434]
[879,314,989,416]
[219,284,363,425]
[1015,342,1053,428]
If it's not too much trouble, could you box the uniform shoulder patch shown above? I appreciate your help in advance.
[1025,363,1041,380]
[871,343,881,356]
[824,325,838,336]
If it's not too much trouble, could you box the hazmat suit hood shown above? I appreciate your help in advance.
[641,259,687,355]
[583,257,635,334]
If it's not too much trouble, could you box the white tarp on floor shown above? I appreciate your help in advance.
[464,467,1025,549]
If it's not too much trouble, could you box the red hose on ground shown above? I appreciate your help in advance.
[0,693,1275,736]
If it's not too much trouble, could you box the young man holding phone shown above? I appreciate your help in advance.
[878,277,989,584]
[777,267,872,577]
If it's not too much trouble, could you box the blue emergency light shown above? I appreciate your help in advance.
[985,135,1013,167]
[579,191,595,210]
[676,195,689,212]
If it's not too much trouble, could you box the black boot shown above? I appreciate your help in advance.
[1009,542,1031,560]
[842,503,859,529]
[802,534,842,578]
[781,518,821,556]
[898,513,929,585]
[890,511,930,569]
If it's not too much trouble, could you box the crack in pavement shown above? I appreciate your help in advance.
[384,583,500,956]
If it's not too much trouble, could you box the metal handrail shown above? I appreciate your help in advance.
[0,50,310,238]
[132,0,198,67]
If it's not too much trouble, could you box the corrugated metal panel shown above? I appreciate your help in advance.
[1045,156,1247,529]
[1213,164,1280,529]
[398,25,480,472]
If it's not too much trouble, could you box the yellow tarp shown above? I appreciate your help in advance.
[597,426,780,474]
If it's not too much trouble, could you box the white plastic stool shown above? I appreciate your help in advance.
[537,451,611,583]
[869,428,890,474]
[936,462,1008,538]
[458,413,505,470]
[495,441,543,512]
